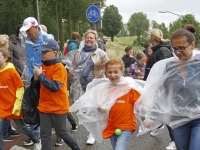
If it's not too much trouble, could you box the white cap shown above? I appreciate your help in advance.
[20,17,38,32]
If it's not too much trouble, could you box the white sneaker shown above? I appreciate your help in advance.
[34,142,41,150]
[166,141,177,150]
[150,125,164,136]
[86,133,95,145]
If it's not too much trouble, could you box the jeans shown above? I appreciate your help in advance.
[39,112,78,150]
[0,119,39,150]
[172,118,200,150]
[30,124,40,137]
[2,120,12,136]
[110,130,132,150]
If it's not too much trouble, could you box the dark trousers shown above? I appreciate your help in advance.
[67,112,76,125]
[39,112,78,150]
[2,120,12,136]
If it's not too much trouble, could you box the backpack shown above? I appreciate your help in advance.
[63,44,69,56]
[22,84,40,125]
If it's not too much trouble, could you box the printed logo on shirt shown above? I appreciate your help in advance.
[116,99,125,104]
[0,85,8,89]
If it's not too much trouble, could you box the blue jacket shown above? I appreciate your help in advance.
[68,39,78,52]
[25,28,49,79]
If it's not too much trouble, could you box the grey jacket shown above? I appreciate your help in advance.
[9,35,27,76]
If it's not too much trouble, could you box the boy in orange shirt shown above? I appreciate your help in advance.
[70,59,142,150]
[33,39,80,150]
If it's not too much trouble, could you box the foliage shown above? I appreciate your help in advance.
[169,14,200,47]
[101,5,122,41]
[116,24,128,37]
[151,20,169,39]
[127,12,150,45]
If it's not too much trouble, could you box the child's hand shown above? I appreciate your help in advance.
[98,106,108,113]
[143,117,154,128]
[34,66,43,77]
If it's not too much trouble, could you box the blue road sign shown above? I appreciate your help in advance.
[86,5,100,23]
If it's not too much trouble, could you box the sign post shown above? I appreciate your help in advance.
[86,4,101,30]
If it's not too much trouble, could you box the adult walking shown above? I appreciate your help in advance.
[143,28,175,150]
[136,27,200,150]
[70,30,109,144]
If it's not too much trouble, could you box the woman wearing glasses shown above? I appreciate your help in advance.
[136,26,200,150]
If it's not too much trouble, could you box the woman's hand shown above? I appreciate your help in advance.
[143,117,154,128]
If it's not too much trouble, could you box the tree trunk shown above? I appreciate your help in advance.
[111,34,114,42]
[137,35,141,46]
[58,0,64,51]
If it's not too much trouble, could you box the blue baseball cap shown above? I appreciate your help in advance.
[37,39,60,51]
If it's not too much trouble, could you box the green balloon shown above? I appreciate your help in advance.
[136,70,140,74]
[114,129,122,136]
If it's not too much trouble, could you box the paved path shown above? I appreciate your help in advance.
[6,115,171,150]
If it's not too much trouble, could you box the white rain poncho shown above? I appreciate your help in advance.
[70,76,144,142]
[135,50,200,135]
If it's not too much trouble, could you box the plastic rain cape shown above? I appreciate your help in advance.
[70,76,144,142]
[135,50,200,135]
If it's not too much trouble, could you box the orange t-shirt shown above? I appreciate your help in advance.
[37,63,69,114]
[102,89,140,139]
[0,67,24,119]
[145,56,149,63]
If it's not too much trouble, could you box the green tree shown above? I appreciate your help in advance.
[169,14,200,47]
[101,5,122,41]
[127,12,150,45]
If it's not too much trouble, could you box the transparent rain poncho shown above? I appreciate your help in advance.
[135,50,200,135]
[70,76,144,142]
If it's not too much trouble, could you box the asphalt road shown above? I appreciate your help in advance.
[7,113,171,150]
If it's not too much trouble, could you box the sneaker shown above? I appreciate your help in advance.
[3,134,15,142]
[54,136,64,146]
[86,133,95,145]
[150,125,164,136]
[166,141,177,150]
[71,123,78,131]
[33,142,41,150]
[9,130,21,137]
[24,138,34,146]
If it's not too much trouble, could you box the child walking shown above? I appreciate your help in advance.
[70,59,143,150]
[33,39,80,150]
[128,51,146,80]
[122,46,136,76]
[0,47,41,150]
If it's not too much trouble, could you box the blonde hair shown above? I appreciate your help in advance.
[84,30,98,40]
[0,47,11,62]
[151,28,169,43]
[105,59,124,73]
[135,51,146,61]
[0,34,9,48]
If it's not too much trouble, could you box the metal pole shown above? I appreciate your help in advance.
[56,5,59,40]
[36,0,40,24]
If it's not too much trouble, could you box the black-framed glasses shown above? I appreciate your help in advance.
[41,50,54,54]
[172,42,192,52]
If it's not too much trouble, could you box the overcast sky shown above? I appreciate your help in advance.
[105,0,200,28]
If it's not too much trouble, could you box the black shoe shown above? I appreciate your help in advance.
[9,130,21,137]
[3,134,15,142]
[23,138,34,146]
[54,136,64,146]
[71,123,78,131]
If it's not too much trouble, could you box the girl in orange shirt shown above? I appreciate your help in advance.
[70,59,143,150]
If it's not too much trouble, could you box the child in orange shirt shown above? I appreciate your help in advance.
[0,47,40,149]
[70,59,142,150]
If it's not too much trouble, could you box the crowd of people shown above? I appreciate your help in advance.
[0,15,199,150]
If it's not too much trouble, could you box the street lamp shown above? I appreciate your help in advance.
[77,21,82,33]
[159,11,182,28]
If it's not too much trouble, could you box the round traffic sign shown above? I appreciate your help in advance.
[86,5,100,23]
